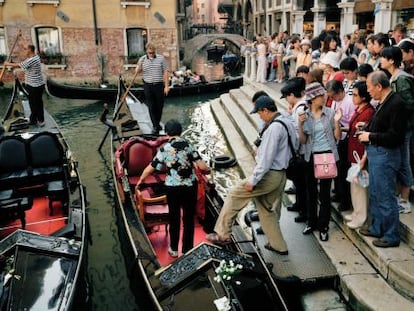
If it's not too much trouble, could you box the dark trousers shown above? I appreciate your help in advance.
[305,156,333,231]
[166,183,197,253]
[26,84,45,123]
[334,138,351,207]
[143,83,164,131]
[294,154,307,218]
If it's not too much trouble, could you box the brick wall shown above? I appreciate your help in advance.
[45,28,178,85]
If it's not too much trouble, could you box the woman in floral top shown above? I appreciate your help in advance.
[138,119,208,257]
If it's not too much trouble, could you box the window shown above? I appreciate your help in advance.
[27,0,59,6]
[125,28,147,66]
[34,26,65,66]
[120,0,150,8]
[0,28,6,62]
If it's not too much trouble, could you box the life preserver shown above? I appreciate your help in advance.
[211,155,237,169]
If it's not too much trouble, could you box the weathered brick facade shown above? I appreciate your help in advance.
[0,0,179,85]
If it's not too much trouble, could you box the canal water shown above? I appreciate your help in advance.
[0,86,242,311]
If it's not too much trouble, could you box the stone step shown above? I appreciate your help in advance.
[218,93,257,155]
[211,79,414,310]
[228,88,261,130]
[331,206,414,301]
[210,98,256,176]
[400,211,414,249]
[245,80,289,110]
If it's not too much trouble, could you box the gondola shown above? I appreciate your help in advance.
[222,52,240,73]
[46,75,243,101]
[108,76,288,310]
[0,79,88,310]
[207,43,226,62]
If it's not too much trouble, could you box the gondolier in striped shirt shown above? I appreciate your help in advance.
[5,44,46,127]
[135,42,169,134]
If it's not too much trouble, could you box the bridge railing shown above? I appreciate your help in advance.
[243,49,257,81]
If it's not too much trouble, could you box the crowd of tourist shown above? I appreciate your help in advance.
[206,24,414,254]
[247,23,414,84]
[241,24,414,249]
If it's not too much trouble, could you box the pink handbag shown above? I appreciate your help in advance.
[313,153,337,179]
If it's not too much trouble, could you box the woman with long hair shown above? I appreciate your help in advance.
[321,34,342,68]
[255,37,267,83]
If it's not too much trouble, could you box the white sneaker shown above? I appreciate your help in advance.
[346,221,363,229]
[343,214,353,221]
[38,121,45,127]
[399,200,412,214]
[168,247,178,258]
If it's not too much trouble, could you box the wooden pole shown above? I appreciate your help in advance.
[97,70,139,151]
[0,30,22,86]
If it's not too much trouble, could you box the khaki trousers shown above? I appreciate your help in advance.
[214,170,288,252]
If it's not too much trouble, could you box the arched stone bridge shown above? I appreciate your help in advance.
[182,33,245,65]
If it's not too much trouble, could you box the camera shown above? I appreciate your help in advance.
[353,124,365,137]
[253,137,261,147]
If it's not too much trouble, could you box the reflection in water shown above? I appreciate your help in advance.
[0,76,242,310]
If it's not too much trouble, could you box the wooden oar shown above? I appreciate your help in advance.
[0,30,21,87]
[97,70,139,151]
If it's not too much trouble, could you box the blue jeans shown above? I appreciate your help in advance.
[366,145,400,244]
[397,130,414,187]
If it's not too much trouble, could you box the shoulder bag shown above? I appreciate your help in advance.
[313,152,337,179]
[273,120,304,181]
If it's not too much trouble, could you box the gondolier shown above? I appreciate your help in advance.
[4,44,46,127]
[135,42,169,134]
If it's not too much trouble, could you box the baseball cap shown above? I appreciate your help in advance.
[250,96,277,114]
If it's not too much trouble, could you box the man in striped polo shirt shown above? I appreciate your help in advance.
[5,44,46,126]
[135,42,169,134]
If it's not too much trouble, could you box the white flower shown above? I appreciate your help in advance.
[214,259,243,283]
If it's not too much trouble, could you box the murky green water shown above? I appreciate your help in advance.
[0,88,241,310]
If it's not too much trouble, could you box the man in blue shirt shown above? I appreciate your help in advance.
[206,96,297,255]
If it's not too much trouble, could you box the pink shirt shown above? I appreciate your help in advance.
[331,94,355,140]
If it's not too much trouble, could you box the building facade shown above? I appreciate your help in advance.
[236,0,413,40]
[0,0,182,84]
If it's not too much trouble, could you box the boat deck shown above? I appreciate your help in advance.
[148,220,207,267]
[0,197,65,239]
